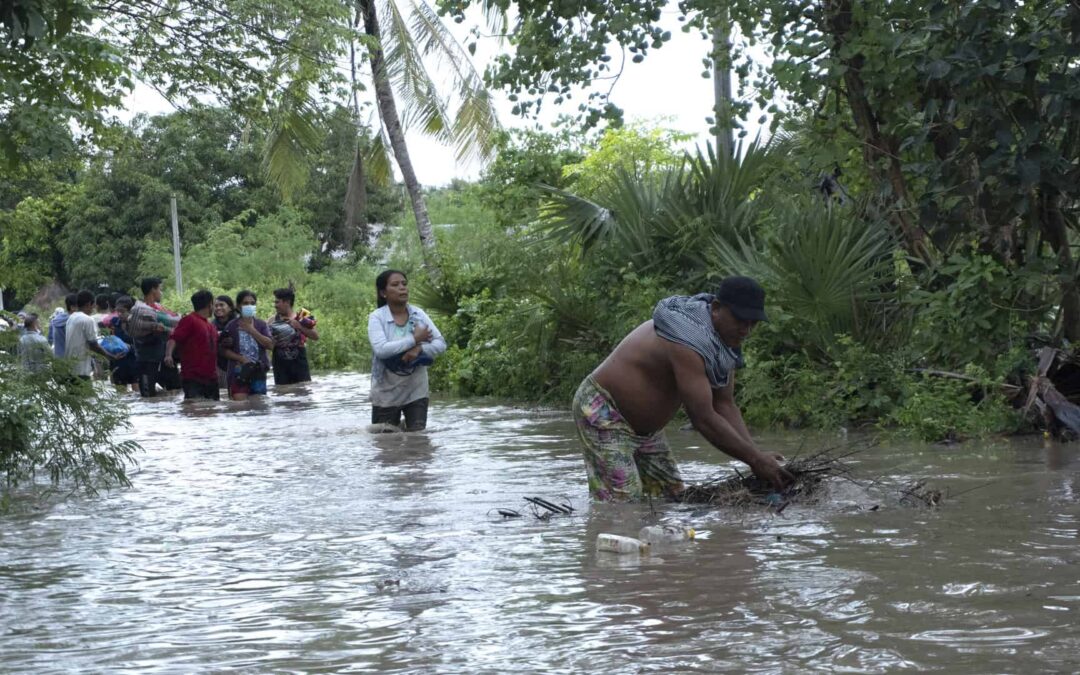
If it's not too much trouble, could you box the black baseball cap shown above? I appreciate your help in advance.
[716,276,768,322]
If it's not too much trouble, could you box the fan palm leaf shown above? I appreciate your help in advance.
[710,198,899,354]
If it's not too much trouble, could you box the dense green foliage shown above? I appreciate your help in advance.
[11,0,1080,449]
[402,126,1035,442]
[0,331,140,512]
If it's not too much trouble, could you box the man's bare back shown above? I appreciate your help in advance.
[593,320,682,435]
[587,293,792,492]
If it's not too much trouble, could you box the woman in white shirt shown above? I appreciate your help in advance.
[366,270,447,431]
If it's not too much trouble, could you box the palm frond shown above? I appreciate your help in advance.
[340,143,368,249]
[405,0,500,161]
[480,0,508,36]
[711,198,899,354]
[365,129,394,187]
[263,84,323,201]
[381,0,453,142]
[538,167,671,260]
[538,184,618,253]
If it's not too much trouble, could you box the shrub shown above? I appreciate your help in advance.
[0,332,140,512]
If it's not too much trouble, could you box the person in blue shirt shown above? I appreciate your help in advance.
[47,293,78,357]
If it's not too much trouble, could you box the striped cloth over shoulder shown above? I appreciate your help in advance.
[652,293,745,389]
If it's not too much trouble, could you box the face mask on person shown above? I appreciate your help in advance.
[241,305,257,318]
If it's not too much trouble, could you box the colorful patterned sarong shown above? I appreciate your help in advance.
[572,375,684,501]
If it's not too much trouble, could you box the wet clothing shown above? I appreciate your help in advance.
[182,379,220,401]
[222,318,271,398]
[271,349,311,385]
[128,300,177,363]
[372,398,430,431]
[228,374,268,398]
[572,375,684,502]
[18,330,51,372]
[64,311,99,378]
[213,314,237,374]
[223,318,271,370]
[269,313,314,385]
[48,310,69,357]
[367,304,446,408]
[653,294,744,389]
[170,313,219,383]
[138,361,182,397]
[107,316,139,385]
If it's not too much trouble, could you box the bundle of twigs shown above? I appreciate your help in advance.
[679,445,862,509]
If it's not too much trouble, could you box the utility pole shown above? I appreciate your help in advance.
[170,196,183,296]
[712,3,734,159]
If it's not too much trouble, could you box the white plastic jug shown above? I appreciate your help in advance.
[596,533,650,554]
[638,525,696,545]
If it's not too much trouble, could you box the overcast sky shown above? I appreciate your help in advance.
[119,7,767,187]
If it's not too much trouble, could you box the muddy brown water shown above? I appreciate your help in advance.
[2,372,1079,673]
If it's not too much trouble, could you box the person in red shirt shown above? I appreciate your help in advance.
[164,289,220,401]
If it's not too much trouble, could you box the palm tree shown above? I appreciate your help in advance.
[538,139,905,357]
[264,0,500,279]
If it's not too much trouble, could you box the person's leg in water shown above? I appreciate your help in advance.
[402,398,429,432]
[138,361,159,398]
[572,375,684,501]
[372,404,403,429]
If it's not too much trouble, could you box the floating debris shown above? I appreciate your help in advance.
[897,479,991,509]
[490,496,577,522]
[679,446,861,509]
[899,479,944,508]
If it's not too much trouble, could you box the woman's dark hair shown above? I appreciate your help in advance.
[235,290,257,306]
[216,294,235,310]
[115,295,135,311]
[95,293,112,311]
[273,287,295,306]
[375,269,407,308]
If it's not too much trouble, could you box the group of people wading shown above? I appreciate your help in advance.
[11,268,786,502]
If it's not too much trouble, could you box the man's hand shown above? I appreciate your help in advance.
[750,452,795,492]
[153,322,166,333]
[413,323,432,343]
[163,355,175,368]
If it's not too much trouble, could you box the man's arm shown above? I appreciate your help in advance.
[713,376,753,446]
[87,339,113,360]
[164,338,178,367]
[78,319,113,360]
[163,317,188,367]
[669,343,791,490]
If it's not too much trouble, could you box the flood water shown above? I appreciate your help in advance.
[2,372,1080,673]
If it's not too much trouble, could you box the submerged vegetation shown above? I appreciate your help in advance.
[0,332,140,510]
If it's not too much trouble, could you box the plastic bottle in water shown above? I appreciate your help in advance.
[596,533,650,554]
[638,525,696,545]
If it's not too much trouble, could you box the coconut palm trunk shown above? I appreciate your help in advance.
[359,0,441,280]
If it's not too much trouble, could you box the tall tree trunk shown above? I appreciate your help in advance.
[1038,189,1080,341]
[359,0,441,280]
[339,3,366,252]
[823,0,931,264]
[711,5,734,159]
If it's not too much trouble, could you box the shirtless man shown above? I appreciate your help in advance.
[572,276,792,501]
